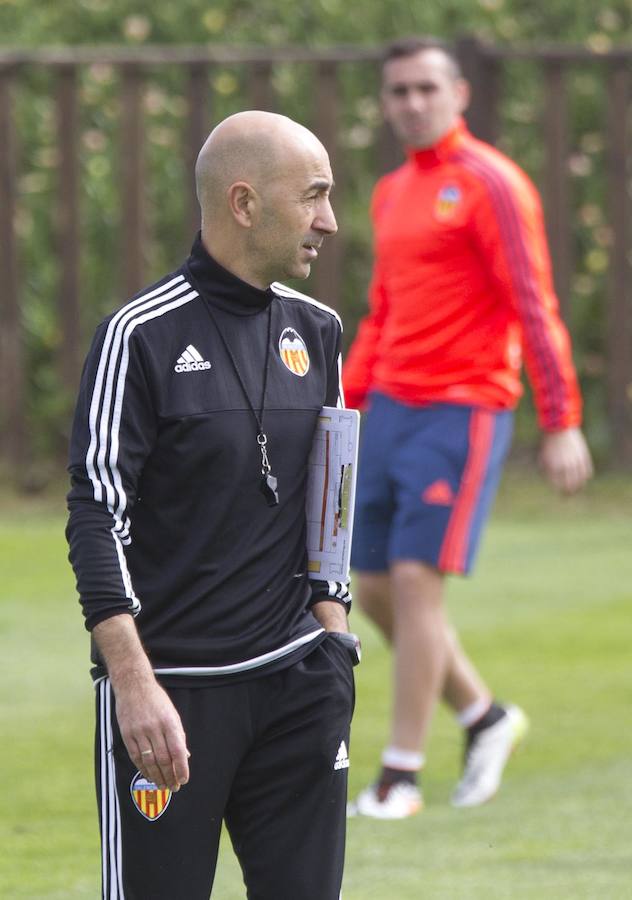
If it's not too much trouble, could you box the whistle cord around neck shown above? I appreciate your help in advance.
[204,301,279,506]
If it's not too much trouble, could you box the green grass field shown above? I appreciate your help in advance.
[1,472,631,898]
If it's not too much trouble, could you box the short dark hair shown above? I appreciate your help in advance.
[382,37,462,79]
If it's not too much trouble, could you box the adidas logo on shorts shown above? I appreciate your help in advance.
[333,740,349,771]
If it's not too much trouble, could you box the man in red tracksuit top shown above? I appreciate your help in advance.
[345,37,593,818]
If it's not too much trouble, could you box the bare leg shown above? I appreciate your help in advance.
[389,560,449,750]
[355,571,393,641]
[355,565,491,754]
[442,625,491,712]
[349,564,515,817]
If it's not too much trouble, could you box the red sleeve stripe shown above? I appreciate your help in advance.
[456,148,569,429]
[438,409,495,574]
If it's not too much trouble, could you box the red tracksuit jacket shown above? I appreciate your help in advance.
[343,119,582,432]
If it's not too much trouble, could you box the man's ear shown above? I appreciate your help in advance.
[227,181,258,227]
[456,78,471,114]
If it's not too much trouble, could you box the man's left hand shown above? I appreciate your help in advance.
[539,427,593,494]
[311,599,349,633]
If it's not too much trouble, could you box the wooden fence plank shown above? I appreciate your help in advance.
[542,60,572,321]
[4,42,629,69]
[56,64,82,396]
[0,46,383,67]
[0,68,25,469]
[312,61,342,311]
[378,122,404,175]
[120,64,145,297]
[456,36,501,144]
[248,61,274,112]
[606,62,632,465]
[186,63,210,238]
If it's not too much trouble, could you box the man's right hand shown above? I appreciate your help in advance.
[539,427,593,494]
[113,675,190,792]
[92,614,190,791]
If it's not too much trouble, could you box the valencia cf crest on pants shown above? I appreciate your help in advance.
[130,772,172,821]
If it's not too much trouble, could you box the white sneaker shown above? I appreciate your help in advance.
[347,781,423,819]
[451,705,529,808]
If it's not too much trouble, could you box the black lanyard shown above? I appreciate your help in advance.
[204,301,279,507]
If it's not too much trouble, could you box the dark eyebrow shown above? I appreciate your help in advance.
[306,178,334,193]
[386,79,438,92]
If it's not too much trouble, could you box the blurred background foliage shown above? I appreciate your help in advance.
[2,0,631,46]
[2,0,631,476]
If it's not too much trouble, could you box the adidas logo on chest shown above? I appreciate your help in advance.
[174,344,211,373]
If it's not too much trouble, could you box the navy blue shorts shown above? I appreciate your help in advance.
[351,393,514,575]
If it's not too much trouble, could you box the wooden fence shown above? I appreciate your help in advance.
[0,38,630,473]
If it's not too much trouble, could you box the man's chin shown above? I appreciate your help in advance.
[393,123,433,148]
[406,132,433,149]
[291,262,311,281]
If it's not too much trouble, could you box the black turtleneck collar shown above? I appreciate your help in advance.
[184,232,276,317]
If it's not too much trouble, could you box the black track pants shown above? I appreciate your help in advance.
[95,637,354,899]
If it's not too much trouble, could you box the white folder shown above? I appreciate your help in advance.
[306,406,360,582]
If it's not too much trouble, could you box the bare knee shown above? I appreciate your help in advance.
[390,560,444,612]
[355,572,388,612]
[354,571,392,638]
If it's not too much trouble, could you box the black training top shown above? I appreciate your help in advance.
[66,234,350,682]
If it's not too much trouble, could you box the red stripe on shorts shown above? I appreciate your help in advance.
[438,409,495,573]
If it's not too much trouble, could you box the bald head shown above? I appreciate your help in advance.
[195,111,327,224]
[193,111,337,289]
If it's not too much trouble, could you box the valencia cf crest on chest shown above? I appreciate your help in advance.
[278,327,310,377]
[130,772,172,821]
[434,184,462,221]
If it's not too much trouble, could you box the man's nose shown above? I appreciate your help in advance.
[405,89,426,112]
[315,200,338,236]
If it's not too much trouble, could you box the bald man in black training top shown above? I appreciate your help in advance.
[66,111,358,899]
